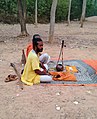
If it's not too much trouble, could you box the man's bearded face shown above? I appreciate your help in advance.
[37,41,43,52]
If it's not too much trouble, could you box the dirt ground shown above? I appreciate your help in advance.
[0,20,97,119]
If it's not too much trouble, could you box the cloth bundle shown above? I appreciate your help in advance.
[49,71,76,81]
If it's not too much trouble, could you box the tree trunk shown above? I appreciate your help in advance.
[23,0,26,20]
[35,0,38,27]
[80,0,87,28]
[17,0,29,37]
[49,0,58,43]
[67,0,72,25]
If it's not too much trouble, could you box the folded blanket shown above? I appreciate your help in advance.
[49,71,76,81]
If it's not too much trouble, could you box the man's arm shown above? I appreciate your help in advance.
[39,62,46,70]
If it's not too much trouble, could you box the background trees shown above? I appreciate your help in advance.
[0,0,96,24]
[17,0,29,36]
[49,0,58,43]
[67,0,72,25]
[80,0,87,27]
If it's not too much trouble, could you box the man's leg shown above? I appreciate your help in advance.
[40,75,52,83]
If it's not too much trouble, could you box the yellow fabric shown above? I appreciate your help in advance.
[65,66,78,73]
[21,50,40,86]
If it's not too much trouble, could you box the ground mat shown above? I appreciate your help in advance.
[42,60,97,86]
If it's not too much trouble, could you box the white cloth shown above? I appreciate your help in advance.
[39,53,50,64]
[39,53,50,71]
[39,53,52,82]
[40,75,52,82]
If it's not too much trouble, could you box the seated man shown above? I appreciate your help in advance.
[26,34,50,69]
[26,34,50,70]
[21,34,52,86]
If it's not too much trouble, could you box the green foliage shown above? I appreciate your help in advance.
[37,0,52,23]
[86,0,97,16]
[26,0,35,16]
[0,0,18,23]
[26,0,52,23]
[56,0,69,22]
[70,0,83,20]
[0,0,97,24]
[0,0,17,15]
[0,0,6,14]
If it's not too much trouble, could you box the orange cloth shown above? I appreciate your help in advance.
[83,60,97,74]
[26,43,33,57]
[49,71,76,81]
[65,66,78,73]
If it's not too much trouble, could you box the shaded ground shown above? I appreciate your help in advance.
[0,20,97,119]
